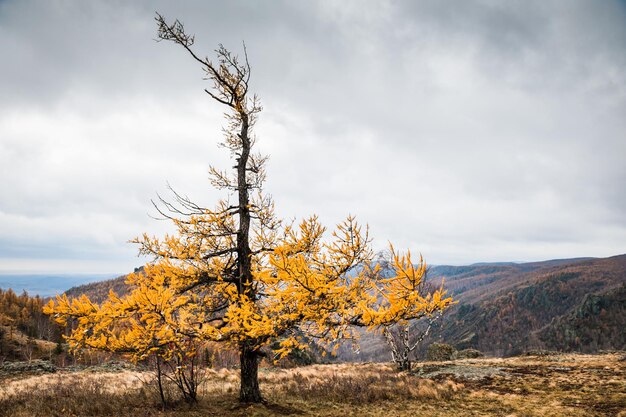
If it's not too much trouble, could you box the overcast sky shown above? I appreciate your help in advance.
[1,0,625,274]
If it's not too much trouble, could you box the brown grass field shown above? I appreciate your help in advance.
[1,353,624,416]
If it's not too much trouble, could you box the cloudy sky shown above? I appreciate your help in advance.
[1,0,625,274]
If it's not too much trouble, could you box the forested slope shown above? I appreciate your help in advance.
[338,255,626,360]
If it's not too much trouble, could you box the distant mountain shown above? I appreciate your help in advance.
[432,255,626,355]
[466,257,594,268]
[0,274,119,298]
[338,254,626,360]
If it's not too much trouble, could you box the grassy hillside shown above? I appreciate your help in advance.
[1,353,624,416]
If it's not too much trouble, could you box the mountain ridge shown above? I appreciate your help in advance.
[338,253,626,360]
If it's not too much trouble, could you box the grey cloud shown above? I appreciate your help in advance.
[0,0,625,272]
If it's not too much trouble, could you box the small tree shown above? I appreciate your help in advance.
[23,335,36,363]
[376,262,449,371]
[45,272,202,407]
[45,14,454,404]
[383,313,442,371]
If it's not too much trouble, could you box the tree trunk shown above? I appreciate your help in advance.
[239,344,262,403]
[155,354,167,410]
[235,113,263,403]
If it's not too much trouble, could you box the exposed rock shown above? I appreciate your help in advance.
[0,360,57,375]
[522,350,560,357]
[453,348,484,359]
[415,363,504,381]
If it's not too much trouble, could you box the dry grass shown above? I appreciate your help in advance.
[259,363,461,404]
[0,353,624,416]
[0,370,145,397]
[0,370,154,417]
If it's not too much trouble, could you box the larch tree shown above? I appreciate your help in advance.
[45,14,454,404]
[375,258,446,371]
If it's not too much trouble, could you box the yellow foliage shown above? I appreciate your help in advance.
[45,214,453,362]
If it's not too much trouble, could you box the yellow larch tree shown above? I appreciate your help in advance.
[45,14,454,404]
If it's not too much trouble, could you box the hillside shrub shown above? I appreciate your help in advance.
[426,343,456,361]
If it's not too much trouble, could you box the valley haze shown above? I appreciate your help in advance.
[0,273,119,297]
